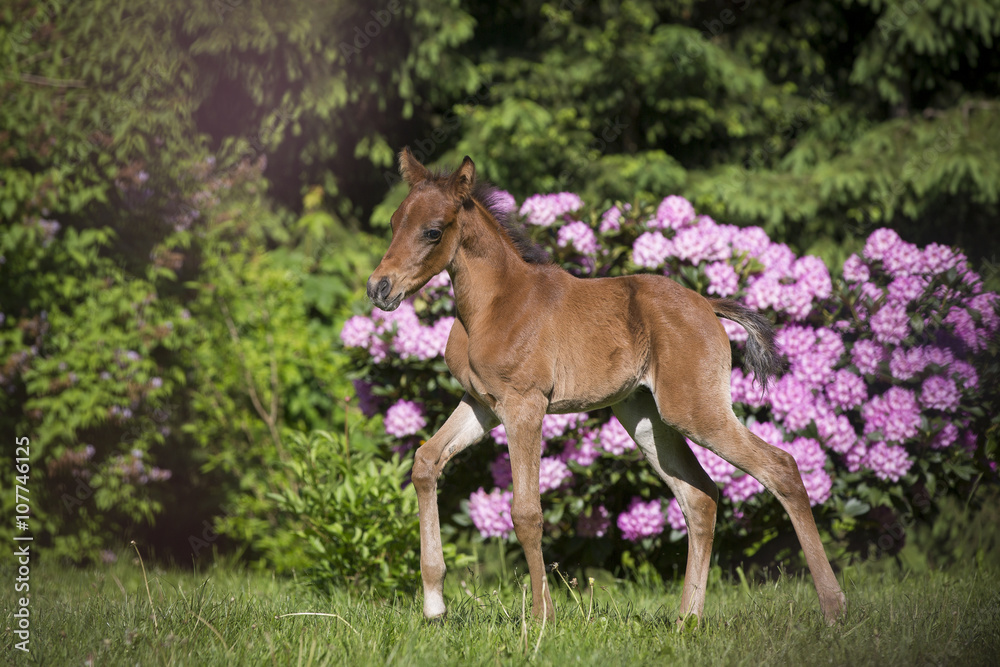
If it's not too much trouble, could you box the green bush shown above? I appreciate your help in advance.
[267,429,473,595]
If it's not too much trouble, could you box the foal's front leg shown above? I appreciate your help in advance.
[410,393,496,618]
[503,402,555,621]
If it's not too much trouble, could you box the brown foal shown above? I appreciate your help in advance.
[367,148,847,625]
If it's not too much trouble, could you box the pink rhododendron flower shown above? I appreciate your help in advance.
[920,375,961,412]
[851,339,885,375]
[520,192,584,226]
[538,456,572,493]
[870,304,910,345]
[617,497,665,541]
[632,231,674,269]
[542,412,588,439]
[842,254,870,282]
[653,195,696,229]
[863,442,913,482]
[689,441,735,486]
[780,437,827,474]
[384,399,426,437]
[889,347,927,381]
[557,220,599,255]
[883,240,923,276]
[600,205,626,233]
[862,387,921,443]
[723,473,764,503]
[562,429,602,466]
[815,412,859,454]
[705,261,739,297]
[930,422,959,450]
[731,367,767,407]
[802,469,833,505]
[468,488,514,538]
[945,307,989,352]
[863,228,902,261]
[340,315,375,348]
[599,416,635,455]
[491,453,512,488]
[825,369,867,410]
[920,243,958,274]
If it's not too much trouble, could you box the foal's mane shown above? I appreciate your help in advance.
[428,166,550,265]
[470,182,550,265]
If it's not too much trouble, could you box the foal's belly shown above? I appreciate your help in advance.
[546,353,644,413]
[546,384,640,413]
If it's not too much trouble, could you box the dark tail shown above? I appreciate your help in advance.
[709,298,782,392]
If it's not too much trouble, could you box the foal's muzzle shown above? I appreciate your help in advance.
[367,275,403,311]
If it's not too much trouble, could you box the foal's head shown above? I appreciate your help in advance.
[367,148,475,311]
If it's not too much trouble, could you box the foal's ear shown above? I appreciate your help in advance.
[398,147,430,187]
[450,155,475,203]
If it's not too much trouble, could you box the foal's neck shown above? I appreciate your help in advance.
[448,201,534,328]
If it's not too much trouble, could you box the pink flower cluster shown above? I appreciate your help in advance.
[557,220,598,255]
[519,193,584,226]
[341,300,453,363]
[383,399,427,437]
[468,487,514,538]
[653,195,696,229]
[617,497,666,541]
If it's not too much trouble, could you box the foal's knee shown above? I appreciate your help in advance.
[411,451,438,493]
[510,505,543,539]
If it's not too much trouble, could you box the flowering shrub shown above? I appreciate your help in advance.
[341,193,999,572]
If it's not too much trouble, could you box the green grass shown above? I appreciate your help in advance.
[4,551,999,666]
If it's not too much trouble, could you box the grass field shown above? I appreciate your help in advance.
[3,549,998,666]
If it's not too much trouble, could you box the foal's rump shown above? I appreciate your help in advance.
[599,274,781,413]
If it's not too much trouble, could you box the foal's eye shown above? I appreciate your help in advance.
[424,228,442,242]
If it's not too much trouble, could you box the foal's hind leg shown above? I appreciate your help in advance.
[411,393,497,618]
[613,392,719,623]
[682,412,847,624]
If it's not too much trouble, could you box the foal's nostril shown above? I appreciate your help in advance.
[376,277,391,300]
[367,276,392,302]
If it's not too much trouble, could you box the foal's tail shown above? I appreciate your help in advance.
[709,298,782,392]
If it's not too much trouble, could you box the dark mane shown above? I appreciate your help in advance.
[470,181,551,265]
[425,164,550,264]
